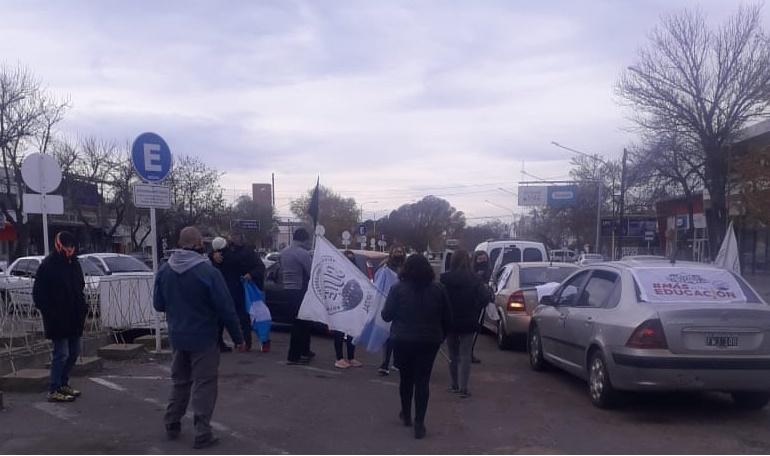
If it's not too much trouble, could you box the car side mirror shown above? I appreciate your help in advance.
[540,295,555,306]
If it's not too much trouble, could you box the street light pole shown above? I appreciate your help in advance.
[552,141,607,254]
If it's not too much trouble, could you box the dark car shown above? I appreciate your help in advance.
[264,249,388,325]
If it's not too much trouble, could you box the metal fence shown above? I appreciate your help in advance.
[0,275,165,369]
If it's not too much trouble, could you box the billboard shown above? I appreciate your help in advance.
[518,185,577,207]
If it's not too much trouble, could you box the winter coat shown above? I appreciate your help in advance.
[381,281,452,344]
[440,270,490,334]
[154,249,244,352]
[211,244,264,314]
[33,252,88,340]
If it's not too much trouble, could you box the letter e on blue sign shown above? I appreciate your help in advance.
[132,132,173,182]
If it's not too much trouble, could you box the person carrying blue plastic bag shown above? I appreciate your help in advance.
[244,279,272,353]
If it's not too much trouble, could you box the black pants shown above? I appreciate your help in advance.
[380,338,394,369]
[333,331,355,360]
[287,290,312,362]
[234,305,253,350]
[393,340,440,425]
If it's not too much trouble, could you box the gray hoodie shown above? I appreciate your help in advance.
[168,249,209,274]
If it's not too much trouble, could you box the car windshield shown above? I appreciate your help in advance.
[103,256,151,273]
[520,267,575,287]
[80,259,105,276]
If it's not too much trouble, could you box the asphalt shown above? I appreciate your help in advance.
[1,328,770,454]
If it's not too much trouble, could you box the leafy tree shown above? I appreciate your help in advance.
[378,195,465,251]
[225,195,275,249]
[457,220,509,250]
[734,143,770,226]
[290,185,358,246]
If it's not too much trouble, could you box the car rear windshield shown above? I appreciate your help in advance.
[81,259,105,276]
[104,256,151,273]
[631,267,762,304]
[519,266,575,288]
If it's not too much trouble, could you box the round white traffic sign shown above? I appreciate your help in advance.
[342,230,351,241]
[21,153,62,194]
[315,224,326,236]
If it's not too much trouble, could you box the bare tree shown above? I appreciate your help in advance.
[0,64,68,258]
[617,4,770,253]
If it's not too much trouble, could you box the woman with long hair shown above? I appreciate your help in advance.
[381,254,451,439]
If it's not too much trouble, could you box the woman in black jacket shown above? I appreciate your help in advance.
[440,249,489,398]
[381,254,451,439]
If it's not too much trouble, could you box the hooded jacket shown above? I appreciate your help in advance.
[440,270,490,333]
[153,249,243,352]
[211,244,264,314]
[33,252,88,340]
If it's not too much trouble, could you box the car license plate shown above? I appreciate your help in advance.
[705,334,739,348]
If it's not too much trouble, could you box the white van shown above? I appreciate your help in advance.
[474,240,549,287]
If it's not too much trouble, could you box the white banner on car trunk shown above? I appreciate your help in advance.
[298,235,385,338]
[631,267,747,303]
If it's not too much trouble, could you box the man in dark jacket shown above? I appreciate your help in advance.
[33,231,88,403]
[153,226,245,450]
[211,232,265,352]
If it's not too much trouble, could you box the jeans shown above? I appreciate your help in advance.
[50,337,80,393]
[393,340,440,426]
[446,332,474,391]
[165,345,221,439]
[380,338,394,369]
[333,331,355,360]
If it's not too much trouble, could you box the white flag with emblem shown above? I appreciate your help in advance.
[298,235,385,338]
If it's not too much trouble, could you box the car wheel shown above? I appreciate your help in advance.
[588,350,618,409]
[496,318,512,350]
[731,392,770,410]
[528,325,547,371]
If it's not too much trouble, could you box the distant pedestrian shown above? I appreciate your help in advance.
[376,245,405,375]
[470,250,493,364]
[382,254,451,439]
[333,250,362,368]
[154,226,245,449]
[32,231,88,403]
[210,232,265,352]
[283,228,314,365]
[440,249,489,398]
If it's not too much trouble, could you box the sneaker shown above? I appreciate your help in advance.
[348,359,363,368]
[334,359,350,369]
[448,386,460,393]
[377,367,390,376]
[301,351,316,360]
[219,345,233,353]
[47,391,75,403]
[459,389,472,398]
[192,434,219,450]
[58,385,81,397]
[414,423,426,439]
[165,423,181,440]
[261,340,271,353]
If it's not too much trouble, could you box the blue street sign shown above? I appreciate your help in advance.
[547,185,577,208]
[357,223,367,236]
[131,132,173,182]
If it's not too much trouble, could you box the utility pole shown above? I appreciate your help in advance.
[617,148,628,259]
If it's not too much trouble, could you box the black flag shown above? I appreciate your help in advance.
[308,176,320,228]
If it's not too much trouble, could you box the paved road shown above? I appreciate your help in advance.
[2,329,770,454]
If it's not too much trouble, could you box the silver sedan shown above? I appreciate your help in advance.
[527,259,770,409]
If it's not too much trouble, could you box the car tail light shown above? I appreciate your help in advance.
[366,261,374,280]
[507,291,526,312]
[626,319,668,349]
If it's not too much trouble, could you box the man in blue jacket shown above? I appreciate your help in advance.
[153,226,245,449]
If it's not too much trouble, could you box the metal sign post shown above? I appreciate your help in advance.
[132,132,173,353]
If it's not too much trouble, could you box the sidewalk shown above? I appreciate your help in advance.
[744,272,770,301]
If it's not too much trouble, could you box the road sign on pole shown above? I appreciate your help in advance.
[132,132,174,354]
[133,183,171,208]
[357,223,367,236]
[21,153,63,256]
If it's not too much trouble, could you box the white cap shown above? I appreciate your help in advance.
[212,237,227,251]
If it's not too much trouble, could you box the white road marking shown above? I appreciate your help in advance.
[369,379,398,387]
[102,375,168,381]
[33,402,78,423]
[88,377,127,392]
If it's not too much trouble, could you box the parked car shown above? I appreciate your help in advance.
[483,262,579,349]
[576,253,605,266]
[550,249,577,263]
[263,249,388,325]
[80,253,153,276]
[527,259,770,409]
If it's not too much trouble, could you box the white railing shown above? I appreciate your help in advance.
[0,275,165,361]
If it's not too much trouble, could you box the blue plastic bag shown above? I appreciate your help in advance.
[243,279,271,343]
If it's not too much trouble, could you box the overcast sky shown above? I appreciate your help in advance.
[0,0,758,223]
